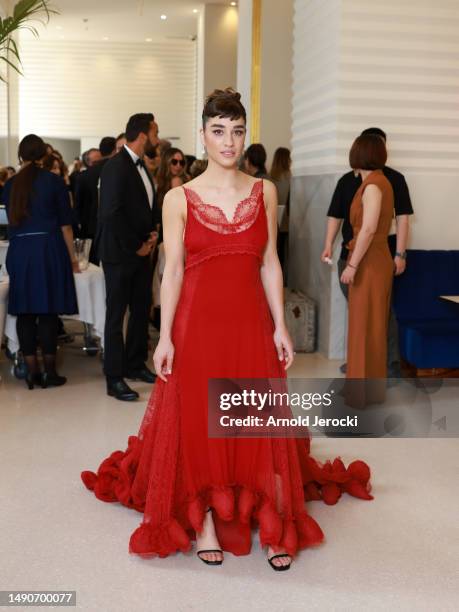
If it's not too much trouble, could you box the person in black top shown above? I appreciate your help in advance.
[74,136,117,264]
[321,127,414,374]
[96,113,161,401]
[243,143,271,179]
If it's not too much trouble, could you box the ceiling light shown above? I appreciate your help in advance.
[160,14,167,20]
[102,36,109,41]
[193,8,198,13]
[145,37,152,42]
[230,1,237,5]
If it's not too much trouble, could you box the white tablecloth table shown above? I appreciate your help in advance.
[2,263,106,353]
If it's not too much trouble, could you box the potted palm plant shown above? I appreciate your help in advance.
[0,0,57,82]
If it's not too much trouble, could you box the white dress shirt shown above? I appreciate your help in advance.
[124,144,154,209]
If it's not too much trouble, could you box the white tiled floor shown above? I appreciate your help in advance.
[0,326,458,612]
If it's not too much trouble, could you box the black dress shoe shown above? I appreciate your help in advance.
[126,366,156,383]
[107,379,139,401]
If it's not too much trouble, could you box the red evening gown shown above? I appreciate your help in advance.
[81,179,373,559]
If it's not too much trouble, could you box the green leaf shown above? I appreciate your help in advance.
[8,38,21,61]
[0,53,24,76]
[0,0,59,82]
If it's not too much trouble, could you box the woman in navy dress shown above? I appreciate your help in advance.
[3,134,79,389]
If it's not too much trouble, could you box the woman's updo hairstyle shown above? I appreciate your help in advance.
[202,87,246,127]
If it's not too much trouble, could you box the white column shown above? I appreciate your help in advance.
[6,54,20,165]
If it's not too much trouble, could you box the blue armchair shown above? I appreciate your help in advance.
[392,250,459,370]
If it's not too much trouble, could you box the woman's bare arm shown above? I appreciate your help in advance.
[260,180,285,328]
[259,179,294,368]
[61,225,79,272]
[158,188,186,341]
[347,184,382,268]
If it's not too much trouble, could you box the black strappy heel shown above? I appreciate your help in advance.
[268,553,292,571]
[196,507,223,566]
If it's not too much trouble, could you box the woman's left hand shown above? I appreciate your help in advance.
[273,325,295,370]
[340,265,356,285]
[72,260,81,273]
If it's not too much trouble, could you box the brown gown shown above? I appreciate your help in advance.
[346,169,394,379]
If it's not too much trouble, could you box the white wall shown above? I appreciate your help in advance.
[17,38,197,158]
[259,0,293,165]
[202,5,238,99]
[291,0,459,250]
[195,4,238,157]
[291,0,341,176]
[290,0,459,360]
[337,0,459,250]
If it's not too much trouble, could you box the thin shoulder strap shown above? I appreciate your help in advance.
[182,184,196,205]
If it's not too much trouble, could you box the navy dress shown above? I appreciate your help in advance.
[3,169,78,316]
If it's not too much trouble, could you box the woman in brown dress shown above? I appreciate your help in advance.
[341,134,394,381]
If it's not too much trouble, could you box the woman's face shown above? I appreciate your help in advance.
[146,148,161,172]
[51,160,61,176]
[169,152,186,176]
[201,116,246,169]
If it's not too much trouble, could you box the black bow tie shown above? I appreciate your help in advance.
[136,158,146,170]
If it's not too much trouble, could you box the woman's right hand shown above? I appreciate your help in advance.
[153,337,175,382]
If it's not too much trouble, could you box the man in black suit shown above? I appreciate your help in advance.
[75,137,117,263]
[96,113,160,401]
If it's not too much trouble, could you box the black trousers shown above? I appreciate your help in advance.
[16,314,59,356]
[103,257,153,380]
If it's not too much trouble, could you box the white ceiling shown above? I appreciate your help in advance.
[24,0,236,43]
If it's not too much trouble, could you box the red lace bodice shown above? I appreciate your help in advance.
[182,179,267,270]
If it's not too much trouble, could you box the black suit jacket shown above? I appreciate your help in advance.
[95,147,160,263]
[74,158,109,238]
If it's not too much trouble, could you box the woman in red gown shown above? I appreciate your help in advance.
[81,89,373,571]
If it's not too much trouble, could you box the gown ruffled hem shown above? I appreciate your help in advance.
[81,435,373,559]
